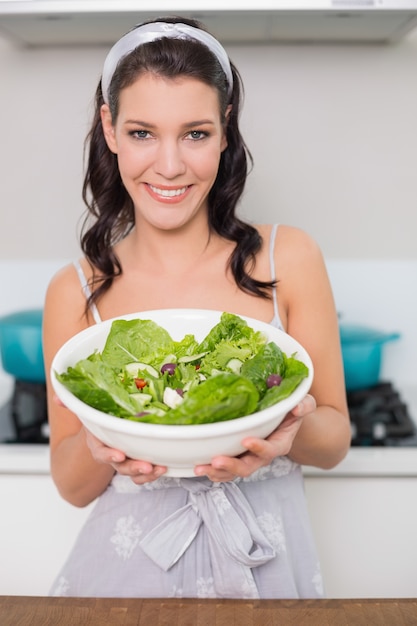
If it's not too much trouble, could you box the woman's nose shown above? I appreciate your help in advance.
[154,139,186,179]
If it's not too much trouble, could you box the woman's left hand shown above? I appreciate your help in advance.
[194,394,316,482]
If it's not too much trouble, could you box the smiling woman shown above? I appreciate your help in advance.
[42,15,350,600]
[100,73,228,232]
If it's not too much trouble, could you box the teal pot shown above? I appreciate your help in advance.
[0,309,45,383]
[340,324,400,391]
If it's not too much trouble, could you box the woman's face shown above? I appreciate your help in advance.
[101,72,228,232]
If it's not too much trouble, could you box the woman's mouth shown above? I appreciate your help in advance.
[148,184,189,199]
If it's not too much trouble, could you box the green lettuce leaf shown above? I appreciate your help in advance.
[198,312,266,375]
[56,356,137,417]
[172,334,200,359]
[257,373,308,410]
[240,342,286,397]
[197,312,265,353]
[101,319,174,369]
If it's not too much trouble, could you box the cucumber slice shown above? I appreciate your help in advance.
[125,362,159,378]
[226,358,243,374]
[161,354,177,366]
[129,392,153,411]
[178,352,207,363]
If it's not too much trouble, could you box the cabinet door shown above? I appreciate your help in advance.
[305,476,417,598]
[0,474,92,596]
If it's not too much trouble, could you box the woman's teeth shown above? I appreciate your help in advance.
[149,185,187,197]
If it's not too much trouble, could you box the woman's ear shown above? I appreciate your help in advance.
[221,105,232,152]
[100,104,118,154]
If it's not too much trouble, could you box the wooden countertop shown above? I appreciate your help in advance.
[1,596,416,625]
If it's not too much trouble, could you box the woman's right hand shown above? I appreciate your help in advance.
[84,429,167,484]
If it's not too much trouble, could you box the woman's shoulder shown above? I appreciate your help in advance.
[277,224,322,256]
[255,223,322,259]
[255,223,327,299]
[43,261,93,361]
[44,260,90,324]
[46,261,82,294]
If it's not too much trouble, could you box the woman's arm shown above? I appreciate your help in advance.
[196,226,351,481]
[43,265,116,507]
[44,264,168,507]
[281,226,351,468]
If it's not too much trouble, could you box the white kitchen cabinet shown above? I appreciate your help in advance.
[0,473,92,596]
[2,446,417,598]
[304,473,417,599]
[1,1,417,46]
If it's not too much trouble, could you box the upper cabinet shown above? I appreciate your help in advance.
[1,1,417,46]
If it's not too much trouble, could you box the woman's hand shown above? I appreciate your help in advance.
[84,429,167,485]
[54,394,167,485]
[194,394,317,482]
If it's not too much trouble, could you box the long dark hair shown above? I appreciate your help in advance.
[81,16,275,310]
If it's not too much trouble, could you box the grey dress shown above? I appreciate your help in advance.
[50,225,324,599]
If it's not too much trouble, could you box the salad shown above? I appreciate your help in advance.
[55,312,309,425]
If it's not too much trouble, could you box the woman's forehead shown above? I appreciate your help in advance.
[117,73,222,120]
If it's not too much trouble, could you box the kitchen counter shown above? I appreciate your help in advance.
[1,596,416,626]
[1,442,417,477]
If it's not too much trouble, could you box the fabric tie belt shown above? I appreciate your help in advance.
[139,477,276,598]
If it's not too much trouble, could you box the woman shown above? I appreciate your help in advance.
[43,16,351,598]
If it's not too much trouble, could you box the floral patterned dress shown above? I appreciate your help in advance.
[51,460,323,598]
[50,225,324,599]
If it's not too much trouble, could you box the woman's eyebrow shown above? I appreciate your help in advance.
[124,119,215,128]
[124,119,155,127]
[182,119,215,128]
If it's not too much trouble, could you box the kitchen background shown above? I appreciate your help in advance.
[0,24,416,393]
[1,11,417,599]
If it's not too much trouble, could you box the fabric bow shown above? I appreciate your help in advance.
[139,477,275,598]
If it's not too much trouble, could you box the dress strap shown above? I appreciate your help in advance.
[268,224,284,331]
[73,260,102,324]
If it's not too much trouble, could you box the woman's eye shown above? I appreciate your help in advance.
[188,130,207,141]
[130,130,150,140]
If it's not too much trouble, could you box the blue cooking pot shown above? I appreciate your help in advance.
[0,309,45,383]
[340,324,400,391]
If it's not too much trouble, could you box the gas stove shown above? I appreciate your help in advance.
[0,379,49,444]
[348,382,417,447]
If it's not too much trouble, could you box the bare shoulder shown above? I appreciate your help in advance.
[276,224,322,257]
[45,262,84,310]
[275,225,325,282]
[263,224,333,326]
[43,261,90,355]
[47,262,77,290]
[255,223,323,268]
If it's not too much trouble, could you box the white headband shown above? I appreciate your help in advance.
[101,22,233,105]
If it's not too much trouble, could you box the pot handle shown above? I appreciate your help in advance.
[380,332,401,344]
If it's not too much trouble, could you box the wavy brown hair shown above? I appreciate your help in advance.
[81,16,275,310]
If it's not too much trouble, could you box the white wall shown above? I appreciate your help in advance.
[0,30,417,260]
[0,27,416,392]
[237,37,417,259]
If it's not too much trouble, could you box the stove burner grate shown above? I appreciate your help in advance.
[6,379,49,444]
[348,382,416,446]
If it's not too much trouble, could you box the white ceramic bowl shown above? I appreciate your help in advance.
[51,309,313,477]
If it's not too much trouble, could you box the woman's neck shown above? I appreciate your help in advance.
[116,219,224,277]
